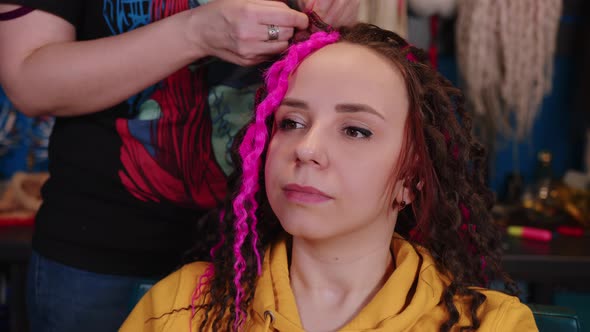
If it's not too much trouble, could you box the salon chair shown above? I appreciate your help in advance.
[529,304,583,332]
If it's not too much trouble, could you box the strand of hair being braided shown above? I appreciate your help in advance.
[228,30,340,330]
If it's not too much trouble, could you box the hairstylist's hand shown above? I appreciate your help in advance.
[189,0,308,66]
[298,0,360,27]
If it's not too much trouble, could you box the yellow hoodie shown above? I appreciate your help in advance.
[121,236,538,331]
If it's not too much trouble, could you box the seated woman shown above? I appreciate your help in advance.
[121,22,537,332]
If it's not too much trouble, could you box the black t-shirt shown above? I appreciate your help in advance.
[3,0,265,277]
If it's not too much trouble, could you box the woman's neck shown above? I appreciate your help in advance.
[289,230,395,331]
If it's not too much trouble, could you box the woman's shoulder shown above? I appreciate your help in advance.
[467,288,538,331]
[150,261,212,305]
[120,261,212,331]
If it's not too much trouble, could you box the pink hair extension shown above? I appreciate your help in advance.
[459,202,470,221]
[189,264,215,332]
[458,203,475,253]
[458,202,486,281]
[440,129,459,160]
[442,129,451,143]
[451,145,459,160]
[230,30,340,330]
[209,233,226,259]
[189,211,226,332]
[458,203,472,237]
[406,52,419,63]
[480,255,488,277]
[401,44,419,63]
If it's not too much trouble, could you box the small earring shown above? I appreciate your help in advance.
[399,200,406,211]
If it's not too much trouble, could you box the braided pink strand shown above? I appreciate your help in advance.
[230,30,340,330]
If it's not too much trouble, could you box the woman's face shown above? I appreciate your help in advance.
[264,42,409,242]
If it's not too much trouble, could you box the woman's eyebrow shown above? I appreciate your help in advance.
[335,103,385,120]
[281,98,308,109]
[281,98,385,120]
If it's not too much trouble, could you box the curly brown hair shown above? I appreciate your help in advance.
[186,23,517,332]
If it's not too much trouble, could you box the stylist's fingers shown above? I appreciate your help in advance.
[254,0,291,8]
[321,4,342,25]
[232,24,294,42]
[306,0,359,27]
[301,0,335,20]
[190,0,305,65]
[334,0,360,26]
[215,40,288,66]
[320,1,335,17]
[215,50,271,67]
[258,25,294,42]
[256,40,290,54]
[254,3,308,30]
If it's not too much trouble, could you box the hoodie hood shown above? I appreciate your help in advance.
[251,235,447,331]
[120,235,537,332]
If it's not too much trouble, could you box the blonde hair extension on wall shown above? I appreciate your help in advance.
[456,0,562,141]
[359,0,408,37]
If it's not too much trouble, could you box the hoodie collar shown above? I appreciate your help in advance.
[252,234,447,331]
[253,236,305,332]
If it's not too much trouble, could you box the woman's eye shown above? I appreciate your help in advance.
[278,119,304,130]
[344,127,373,139]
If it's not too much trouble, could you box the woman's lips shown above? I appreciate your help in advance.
[282,184,333,204]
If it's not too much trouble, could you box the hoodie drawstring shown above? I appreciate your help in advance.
[263,310,275,332]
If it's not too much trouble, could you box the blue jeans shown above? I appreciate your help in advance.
[26,250,157,332]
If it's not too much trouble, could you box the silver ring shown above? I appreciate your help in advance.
[267,25,280,41]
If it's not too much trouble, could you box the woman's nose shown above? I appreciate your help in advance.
[294,129,328,167]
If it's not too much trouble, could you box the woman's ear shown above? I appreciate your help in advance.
[392,178,422,210]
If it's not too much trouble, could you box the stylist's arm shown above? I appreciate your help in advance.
[0,0,307,117]
[193,0,309,66]
[297,0,360,27]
